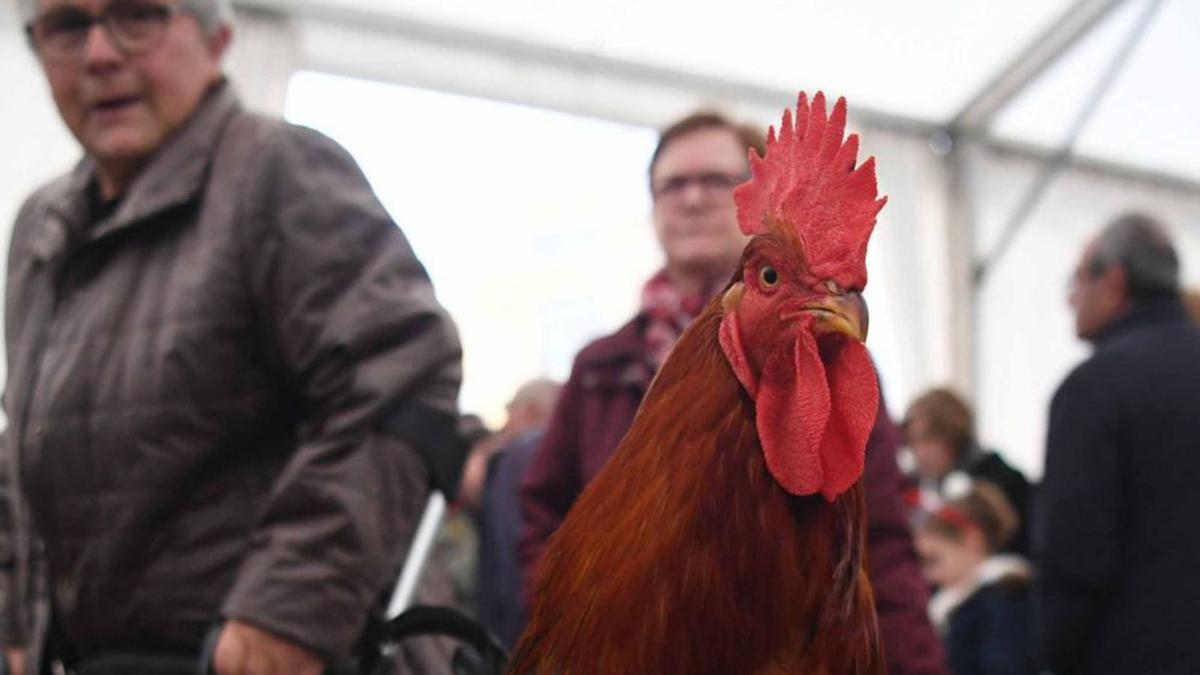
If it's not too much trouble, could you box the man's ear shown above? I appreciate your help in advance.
[1103,263,1131,308]
[207,23,233,60]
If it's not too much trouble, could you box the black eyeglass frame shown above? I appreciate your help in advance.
[24,0,190,64]
[651,171,751,202]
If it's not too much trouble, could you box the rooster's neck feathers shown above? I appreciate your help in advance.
[511,301,883,674]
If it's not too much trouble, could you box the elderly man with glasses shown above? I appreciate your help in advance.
[3,1,462,674]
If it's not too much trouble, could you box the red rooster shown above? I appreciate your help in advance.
[509,93,888,675]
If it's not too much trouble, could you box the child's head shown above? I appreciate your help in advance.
[902,388,974,481]
[915,481,1019,587]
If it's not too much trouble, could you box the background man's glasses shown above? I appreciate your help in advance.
[25,0,183,65]
[652,172,749,203]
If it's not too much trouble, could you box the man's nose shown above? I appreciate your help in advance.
[679,179,708,208]
[82,23,125,71]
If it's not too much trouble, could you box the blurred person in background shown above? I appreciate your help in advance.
[466,379,561,649]
[1038,213,1200,674]
[429,414,494,618]
[916,481,1035,675]
[519,110,948,674]
[902,388,1031,555]
[2,1,462,673]
[458,382,561,511]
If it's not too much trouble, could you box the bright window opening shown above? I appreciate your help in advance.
[285,71,661,423]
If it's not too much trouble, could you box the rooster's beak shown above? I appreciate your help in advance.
[802,292,868,342]
[722,283,745,313]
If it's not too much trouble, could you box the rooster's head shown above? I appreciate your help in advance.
[718,92,886,502]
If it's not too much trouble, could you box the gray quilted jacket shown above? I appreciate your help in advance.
[0,82,462,660]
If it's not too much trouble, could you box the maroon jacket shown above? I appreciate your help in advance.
[519,315,947,675]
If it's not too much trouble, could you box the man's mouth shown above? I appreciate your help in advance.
[90,95,141,114]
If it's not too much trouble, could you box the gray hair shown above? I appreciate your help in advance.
[18,0,235,35]
[1088,212,1181,301]
[184,0,235,35]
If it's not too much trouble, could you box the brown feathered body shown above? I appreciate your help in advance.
[508,297,884,675]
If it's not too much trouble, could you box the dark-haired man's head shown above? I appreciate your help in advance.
[648,112,765,296]
[1069,213,1181,341]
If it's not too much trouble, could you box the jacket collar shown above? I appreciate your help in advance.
[928,554,1032,632]
[1091,296,1187,348]
[41,80,241,254]
[576,315,657,390]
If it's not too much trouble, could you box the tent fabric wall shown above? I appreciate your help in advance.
[282,71,663,425]
[0,0,78,253]
[859,130,960,421]
[225,8,300,115]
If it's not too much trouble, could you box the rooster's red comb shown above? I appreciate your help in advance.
[734,92,886,289]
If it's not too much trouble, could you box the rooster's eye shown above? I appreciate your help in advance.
[759,265,779,288]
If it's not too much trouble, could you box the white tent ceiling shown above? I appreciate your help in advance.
[250,0,1197,185]
[323,0,1068,122]
[994,0,1200,182]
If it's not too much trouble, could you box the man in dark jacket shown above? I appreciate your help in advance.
[3,2,461,673]
[520,111,948,675]
[1037,213,1200,675]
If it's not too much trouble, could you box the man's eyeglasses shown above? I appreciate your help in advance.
[25,0,186,65]
[652,172,748,203]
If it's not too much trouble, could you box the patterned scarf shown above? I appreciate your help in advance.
[639,269,717,369]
